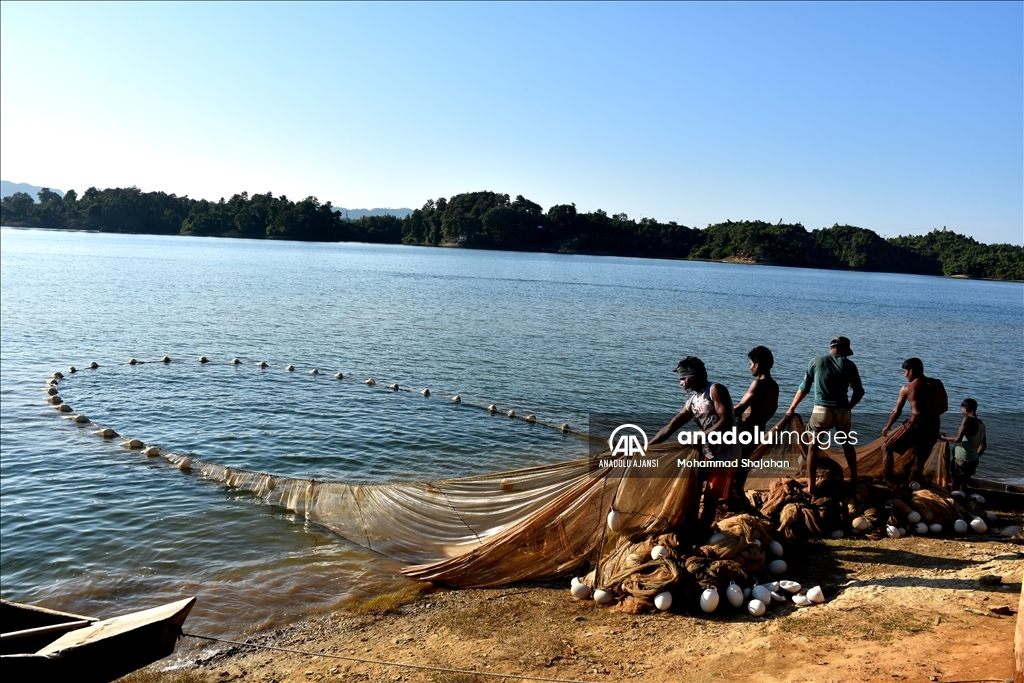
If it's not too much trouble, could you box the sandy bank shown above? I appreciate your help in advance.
[124,535,1022,683]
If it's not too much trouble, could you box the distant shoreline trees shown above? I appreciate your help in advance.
[2,186,1021,281]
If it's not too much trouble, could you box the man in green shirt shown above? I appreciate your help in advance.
[782,336,865,495]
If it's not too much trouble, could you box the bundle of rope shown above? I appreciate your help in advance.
[753,457,848,542]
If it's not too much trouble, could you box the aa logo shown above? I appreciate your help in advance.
[608,424,649,458]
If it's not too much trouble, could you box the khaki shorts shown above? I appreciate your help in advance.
[808,406,851,433]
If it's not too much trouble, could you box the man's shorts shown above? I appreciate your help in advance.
[885,416,940,462]
[951,457,978,481]
[808,406,851,434]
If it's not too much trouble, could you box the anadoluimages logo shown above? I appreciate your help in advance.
[608,424,649,457]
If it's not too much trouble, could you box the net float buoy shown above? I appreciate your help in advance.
[89,361,99,369]
[593,589,614,605]
[336,372,344,379]
[421,388,430,396]
[95,427,117,438]
[742,587,751,599]
[765,581,780,592]
[231,358,241,364]
[452,395,461,402]
[47,379,58,386]
[951,489,965,498]
[365,378,375,385]
[779,580,801,593]
[770,590,786,603]
[570,582,591,600]
[792,594,813,607]
[571,577,581,587]
[506,409,515,418]
[178,457,192,472]
[197,356,209,363]
[898,527,906,536]
[47,395,63,405]
[59,404,73,412]
[654,591,673,611]
[73,414,89,423]
[770,540,784,556]
[607,510,624,532]
[161,356,171,363]
[487,404,497,413]
[852,517,869,532]
[751,585,771,605]
[907,511,922,524]
[286,365,295,372]
[830,530,845,539]
[388,383,399,390]
[886,525,900,538]
[257,361,269,368]
[970,493,986,504]
[526,414,536,423]
[46,387,58,395]
[123,438,144,449]
[953,519,969,534]
[929,523,943,534]
[52,371,64,379]
[311,369,320,375]
[699,587,719,613]
[985,512,997,523]
[265,476,276,492]
[143,446,160,456]
[807,586,825,603]
[910,481,922,491]
[625,553,643,566]
[129,358,139,365]
[1002,525,1022,538]
[747,599,766,616]
[67,366,76,373]
[767,559,787,575]
[651,544,669,560]
[726,583,744,608]
[752,538,761,546]
[560,423,570,433]
[707,532,726,545]
[915,522,929,534]
[970,517,987,534]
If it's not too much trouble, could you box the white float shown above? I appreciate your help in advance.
[779,580,801,593]
[726,583,744,607]
[452,395,461,402]
[651,544,669,560]
[929,523,943,534]
[907,511,922,524]
[654,591,673,611]
[606,510,624,532]
[421,388,430,396]
[751,585,771,605]
[767,559,787,575]
[970,517,987,534]
[593,589,614,605]
[747,599,766,616]
[699,587,719,613]
[830,530,845,539]
[570,583,591,600]
[807,586,825,603]
[953,519,969,534]
[770,540,784,556]
[915,522,929,534]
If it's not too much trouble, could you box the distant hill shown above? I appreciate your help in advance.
[1,181,64,202]
[334,207,412,220]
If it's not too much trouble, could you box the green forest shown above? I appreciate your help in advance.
[3,186,1022,281]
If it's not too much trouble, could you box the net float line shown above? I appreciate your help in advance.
[48,355,592,439]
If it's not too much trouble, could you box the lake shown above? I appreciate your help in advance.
[1,227,1021,646]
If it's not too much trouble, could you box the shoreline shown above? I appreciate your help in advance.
[127,534,1023,683]
[3,224,1022,283]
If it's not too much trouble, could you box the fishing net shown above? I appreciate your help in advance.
[158,414,956,589]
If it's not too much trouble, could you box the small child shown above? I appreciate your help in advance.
[940,398,986,492]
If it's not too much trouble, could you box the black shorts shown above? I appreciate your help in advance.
[951,458,978,481]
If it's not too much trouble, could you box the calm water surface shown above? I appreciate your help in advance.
[2,227,1021,648]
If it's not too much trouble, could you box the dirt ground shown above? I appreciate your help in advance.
[126,535,1022,683]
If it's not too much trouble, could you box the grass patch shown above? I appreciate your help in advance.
[346,583,432,615]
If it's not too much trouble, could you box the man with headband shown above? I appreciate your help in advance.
[651,356,738,502]
[782,336,864,495]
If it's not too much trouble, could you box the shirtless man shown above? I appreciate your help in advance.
[732,346,779,494]
[881,358,948,485]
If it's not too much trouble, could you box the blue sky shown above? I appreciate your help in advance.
[1,2,1021,243]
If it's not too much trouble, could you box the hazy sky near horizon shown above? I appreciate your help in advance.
[1,2,1021,244]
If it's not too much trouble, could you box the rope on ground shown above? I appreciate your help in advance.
[182,632,597,683]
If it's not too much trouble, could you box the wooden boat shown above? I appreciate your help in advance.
[968,478,1024,512]
[1,597,195,682]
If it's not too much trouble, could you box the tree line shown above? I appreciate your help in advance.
[2,186,1021,281]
